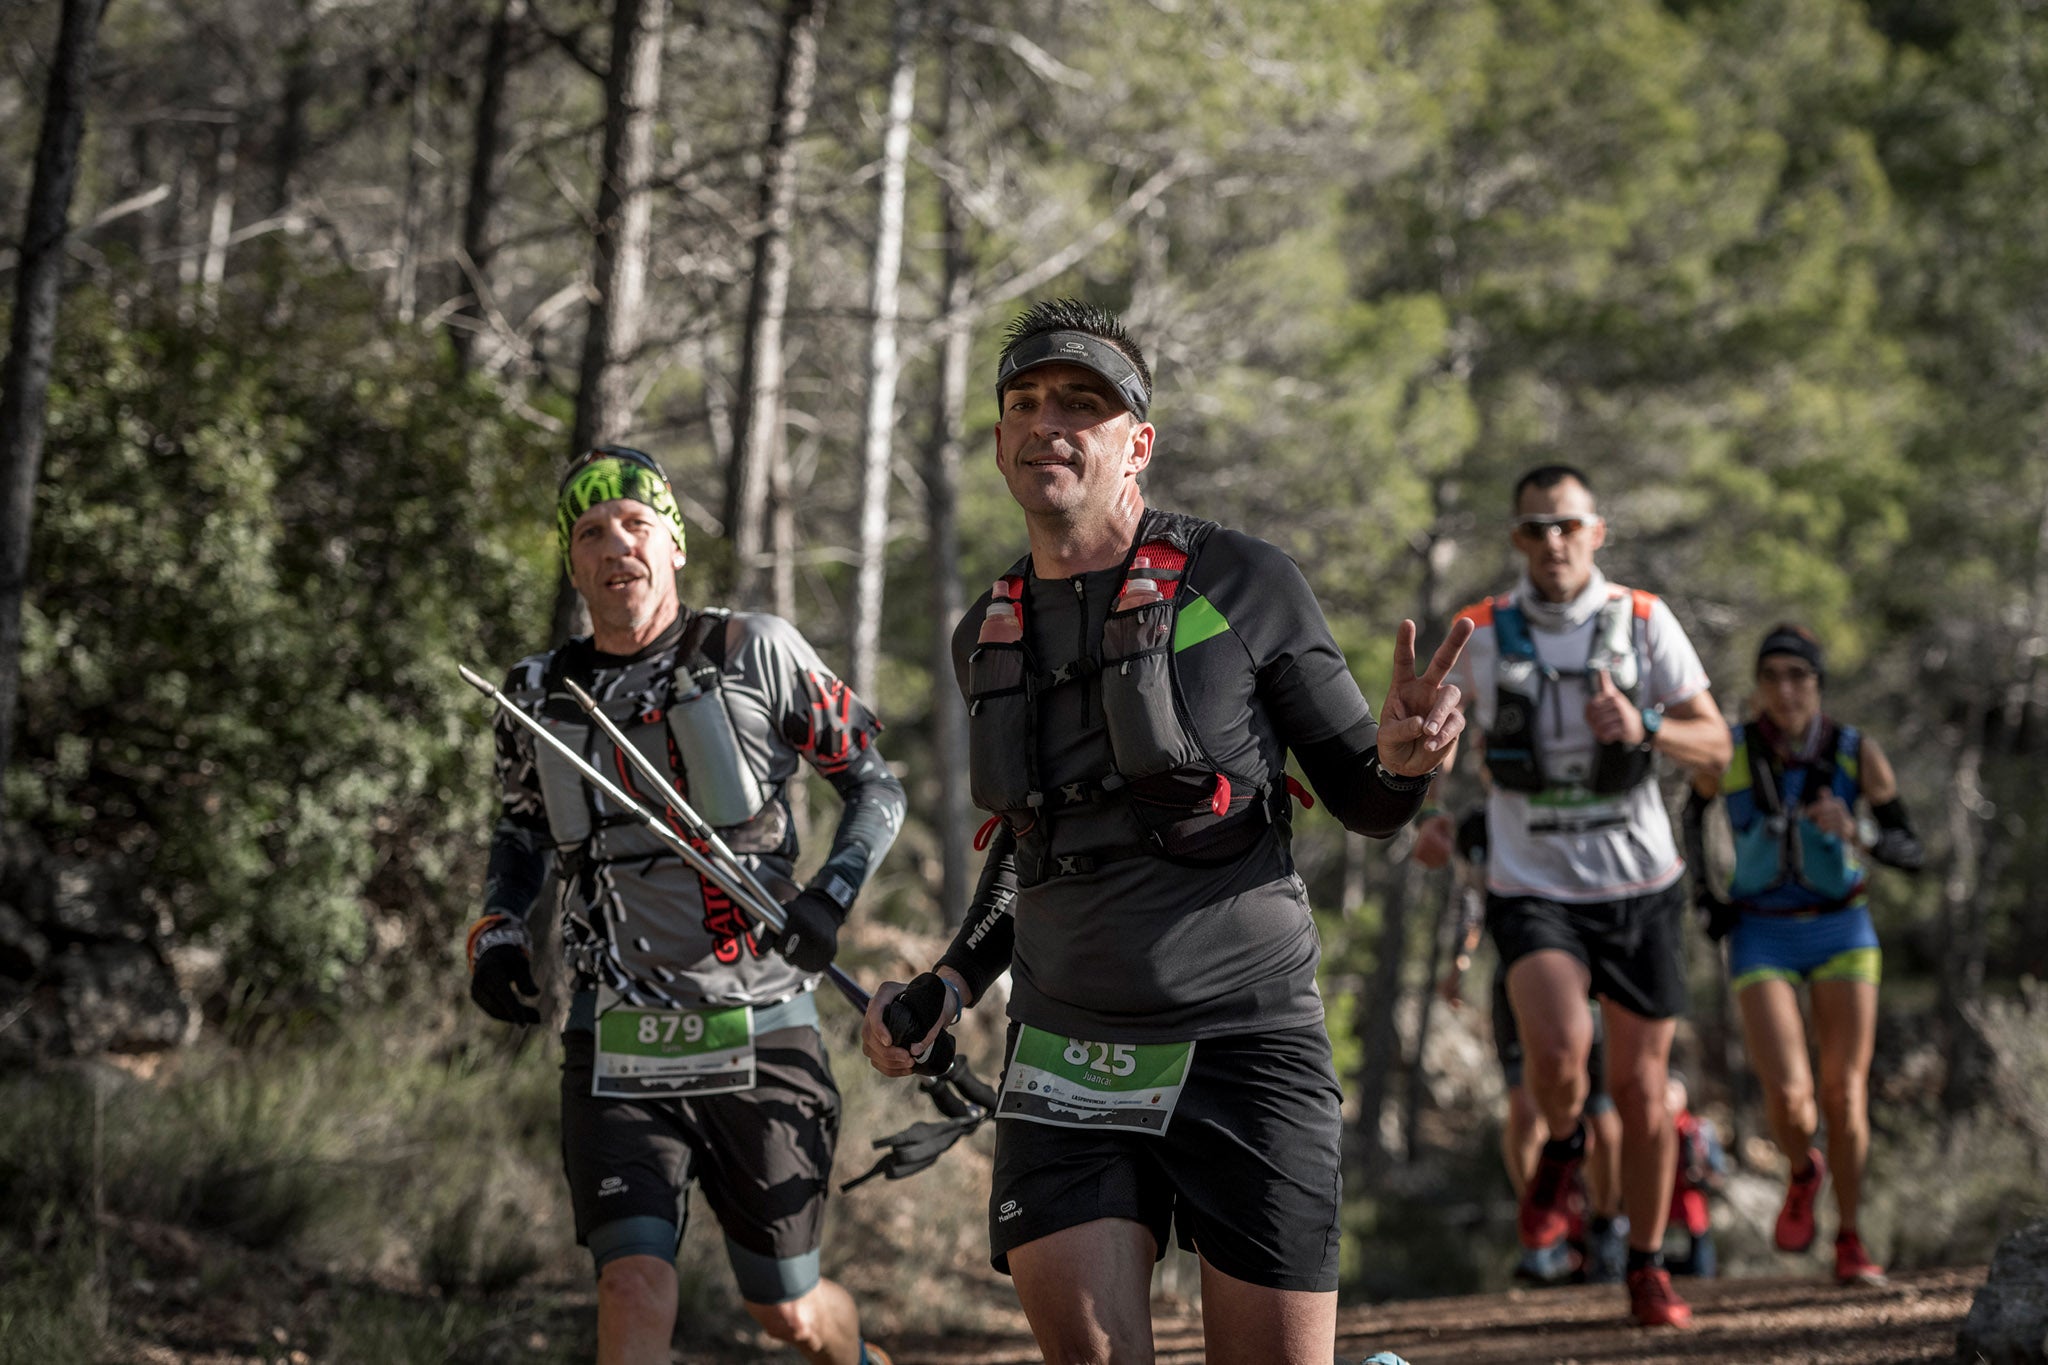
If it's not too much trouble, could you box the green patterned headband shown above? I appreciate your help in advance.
[555,451,687,569]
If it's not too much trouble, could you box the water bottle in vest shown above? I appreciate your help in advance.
[1115,556,1164,612]
[978,579,1023,645]
[667,670,769,827]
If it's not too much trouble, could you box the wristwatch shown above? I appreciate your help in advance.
[1639,706,1663,750]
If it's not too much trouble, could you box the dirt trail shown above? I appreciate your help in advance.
[874,1267,1984,1365]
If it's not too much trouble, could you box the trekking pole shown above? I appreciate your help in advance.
[555,679,982,1091]
[560,678,789,919]
[456,664,872,1015]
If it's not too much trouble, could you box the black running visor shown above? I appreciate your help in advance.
[994,331,1150,422]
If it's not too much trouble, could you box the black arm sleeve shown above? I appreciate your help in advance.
[1868,797,1924,872]
[808,743,908,909]
[1293,715,1433,837]
[483,661,555,924]
[483,822,552,922]
[937,823,1018,1005]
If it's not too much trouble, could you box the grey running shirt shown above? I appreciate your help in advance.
[487,609,903,1011]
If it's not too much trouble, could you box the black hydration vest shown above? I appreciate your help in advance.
[963,510,1296,887]
[1480,587,1658,796]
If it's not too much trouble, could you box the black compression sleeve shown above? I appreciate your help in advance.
[483,821,552,923]
[1293,715,1431,837]
[1868,797,1924,872]
[936,825,1018,1004]
[809,745,908,909]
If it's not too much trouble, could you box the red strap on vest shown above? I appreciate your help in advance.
[973,814,1003,851]
[1209,774,1232,818]
[1286,775,1314,810]
[1122,541,1189,600]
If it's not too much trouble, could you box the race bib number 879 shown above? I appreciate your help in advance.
[995,1025,1194,1135]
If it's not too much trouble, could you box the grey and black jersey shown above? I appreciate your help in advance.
[485,608,904,1011]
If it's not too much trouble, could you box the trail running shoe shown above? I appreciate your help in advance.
[1627,1265,1694,1328]
[1584,1215,1630,1284]
[1774,1148,1826,1253]
[1513,1238,1577,1285]
[1834,1231,1887,1286]
[1519,1130,1584,1249]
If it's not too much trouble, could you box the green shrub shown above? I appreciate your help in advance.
[19,254,557,1012]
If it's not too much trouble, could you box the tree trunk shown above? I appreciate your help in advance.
[1358,512,1455,1183]
[451,0,519,373]
[199,120,240,318]
[849,0,917,703]
[1356,858,1420,1183]
[925,14,971,922]
[273,0,314,214]
[1404,867,1459,1158]
[723,0,824,609]
[0,0,111,802]
[550,0,669,647]
[394,0,432,325]
[1938,730,1994,1113]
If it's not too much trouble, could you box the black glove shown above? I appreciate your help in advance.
[772,888,846,974]
[884,971,959,1079]
[467,914,540,1024]
[1696,890,1740,943]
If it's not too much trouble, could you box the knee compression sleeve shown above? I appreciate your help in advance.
[725,1237,820,1304]
[588,1215,682,1274]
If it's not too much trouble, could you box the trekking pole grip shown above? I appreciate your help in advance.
[885,972,957,1079]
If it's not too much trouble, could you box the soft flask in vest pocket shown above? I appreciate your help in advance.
[1100,597,1203,781]
[666,666,770,828]
[966,577,1035,815]
[1486,655,1546,794]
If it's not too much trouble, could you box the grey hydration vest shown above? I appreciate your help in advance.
[529,610,786,862]
[1481,587,1658,796]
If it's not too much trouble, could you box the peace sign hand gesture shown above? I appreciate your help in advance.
[1376,617,1475,777]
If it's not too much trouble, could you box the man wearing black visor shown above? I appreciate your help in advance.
[861,298,1471,1362]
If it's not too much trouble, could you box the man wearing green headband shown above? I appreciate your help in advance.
[467,445,906,1365]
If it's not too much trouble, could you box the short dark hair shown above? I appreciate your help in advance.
[999,299,1153,406]
[1512,464,1595,510]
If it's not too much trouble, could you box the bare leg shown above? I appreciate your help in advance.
[1586,1103,1624,1220]
[1738,979,1819,1167]
[745,1277,864,1364]
[1197,1256,1336,1365]
[1505,951,1596,1139]
[1600,1000,1678,1253]
[1503,1084,1545,1196]
[597,1255,678,1365]
[1809,979,1878,1234]
[1007,1218,1158,1365]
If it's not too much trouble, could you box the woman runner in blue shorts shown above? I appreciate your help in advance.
[1690,624,1923,1286]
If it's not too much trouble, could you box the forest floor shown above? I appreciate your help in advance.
[108,1242,1982,1365]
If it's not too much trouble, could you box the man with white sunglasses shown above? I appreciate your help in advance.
[1413,464,1730,1328]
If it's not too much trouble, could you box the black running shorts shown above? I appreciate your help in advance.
[1486,882,1689,1021]
[558,1024,840,1266]
[986,1022,1342,1294]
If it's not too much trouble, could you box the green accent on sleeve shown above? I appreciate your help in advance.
[1172,595,1230,653]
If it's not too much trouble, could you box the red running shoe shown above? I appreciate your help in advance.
[1518,1131,1584,1249]
[1834,1231,1887,1285]
[1774,1149,1826,1253]
[1627,1265,1694,1328]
